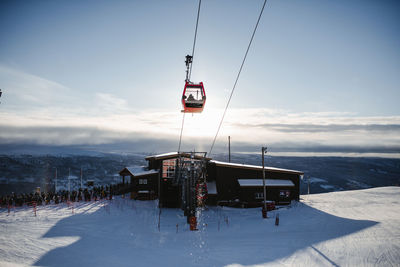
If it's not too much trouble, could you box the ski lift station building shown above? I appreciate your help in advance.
[119,152,304,208]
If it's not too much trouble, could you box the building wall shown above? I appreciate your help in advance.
[239,186,294,206]
[208,163,300,203]
[130,173,159,199]
[160,180,180,207]
[145,157,301,207]
[147,159,162,171]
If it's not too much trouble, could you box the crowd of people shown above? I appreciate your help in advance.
[0,183,132,208]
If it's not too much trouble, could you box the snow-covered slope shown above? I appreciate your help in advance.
[1,187,399,267]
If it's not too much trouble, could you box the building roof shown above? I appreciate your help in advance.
[119,166,159,177]
[145,152,212,161]
[238,179,295,187]
[209,160,304,175]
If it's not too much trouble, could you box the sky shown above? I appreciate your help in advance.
[0,0,399,155]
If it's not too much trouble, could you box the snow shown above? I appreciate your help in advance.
[346,179,371,189]
[145,151,179,159]
[126,166,158,176]
[210,160,303,175]
[238,179,295,187]
[145,152,212,161]
[307,177,327,184]
[319,184,335,190]
[1,187,400,266]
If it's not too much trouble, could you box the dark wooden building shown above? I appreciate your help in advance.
[120,152,303,207]
[119,167,159,200]
[145,152,211,207]
[207,160,303,206]
[238,179,295,206]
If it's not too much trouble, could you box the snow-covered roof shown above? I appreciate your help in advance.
[210,160,303,175]
[145,152,212,161]
[238,179,295,187]
[145,152,179,160]
[207,181,217,194]
[123,166,159,177]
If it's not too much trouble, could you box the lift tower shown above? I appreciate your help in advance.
[174,151,208,230]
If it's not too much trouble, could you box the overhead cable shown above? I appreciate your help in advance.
[178,0,202,152]
[209,0,268,155]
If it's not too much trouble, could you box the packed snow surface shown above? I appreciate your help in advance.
[1,187,399,267]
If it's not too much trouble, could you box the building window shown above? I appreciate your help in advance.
[162,159,176,179]
[139,179,148,185]
[279,190,290,199]
[254,192,264,199]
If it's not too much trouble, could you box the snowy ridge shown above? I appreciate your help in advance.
[0,187,399,266]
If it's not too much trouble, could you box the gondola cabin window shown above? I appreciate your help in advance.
[184,87,203,103]
[181,82,206,113]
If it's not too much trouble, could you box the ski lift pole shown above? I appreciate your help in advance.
[262,146,267,218]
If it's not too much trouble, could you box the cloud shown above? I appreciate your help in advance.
[1,108,400,154]
[1,65,400,154]
[234,123,400,133]
[0,65,133,116]
[0,65,75,111]
[94,93,130,114]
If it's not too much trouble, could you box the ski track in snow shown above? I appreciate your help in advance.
[0,187,400,267]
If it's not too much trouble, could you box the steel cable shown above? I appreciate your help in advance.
[208,0,268,156]
[178,0,202,152]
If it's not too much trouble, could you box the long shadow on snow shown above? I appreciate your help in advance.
[35,200,377,267]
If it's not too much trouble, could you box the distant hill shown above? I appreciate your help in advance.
[0,153,399,195]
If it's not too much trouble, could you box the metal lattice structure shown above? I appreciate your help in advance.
[175,152,207,224]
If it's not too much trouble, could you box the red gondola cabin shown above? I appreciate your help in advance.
[182,81,206,113]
